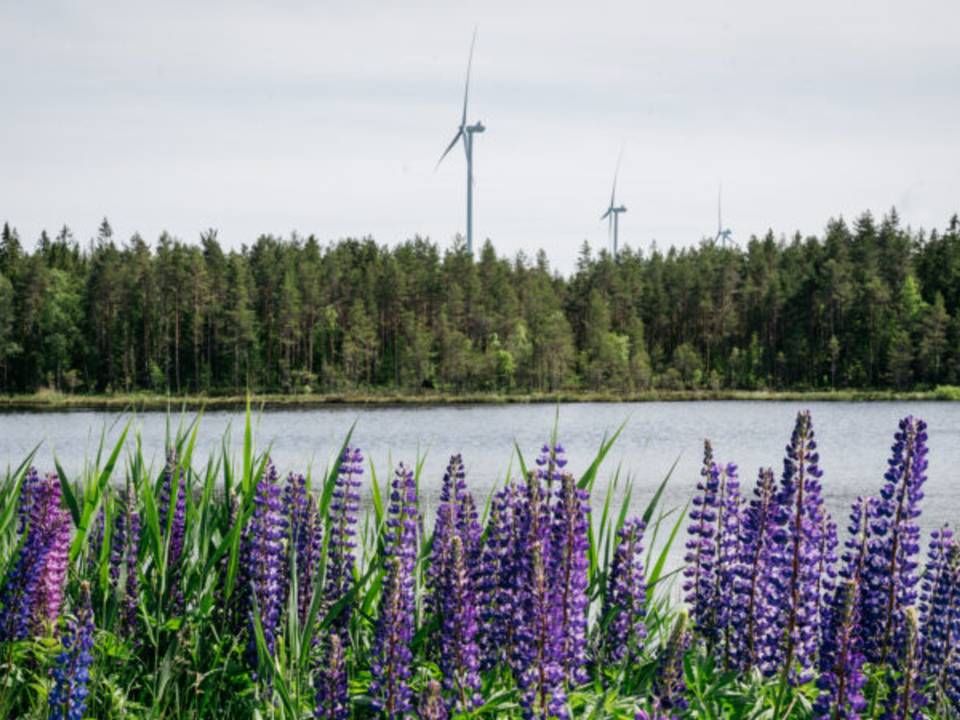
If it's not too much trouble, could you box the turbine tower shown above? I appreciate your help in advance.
[716,184,732,247]
[437,30,485,256]
[601,151,627,256]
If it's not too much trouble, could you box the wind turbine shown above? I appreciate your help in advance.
[601,150,627,255]
[716,184,733,247]
[437,30,486,256]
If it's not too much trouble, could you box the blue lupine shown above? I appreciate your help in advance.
[314,633,349,720]
[48,582,95,720]
[478,481,526,671]
[159,450,187,567]
[243,461,286,662]
[757,411,827,683]
[604,517,647,665]
[714,460,742,665]
[110,487,141,635]
[428,455,482,711]
[419,680,449,720]
[860,416,928,665]
[369,463,419,718]
[517,471,567,720]
[551,470,590,686]
[814,580,867,719]
[732,467,779,671]
[0,471,71,640]
[325,446,363,636]
[918,526,957,675]
[285,472,322,625]
[652,614,691,715]
[684,443,719,643]
[884,609,926,719]
[535,441,568,493]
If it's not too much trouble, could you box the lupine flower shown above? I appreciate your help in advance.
[314,633,349,720]
[551,471,590,685]
[110,486,141,635]
[684,443,719,643]
[535,441,568,493]
[815,513,839,643]
[159,450,187,567]
[16,467,42,533]
[49,581,95,720]
[419,680,449,720]
[732,467,779,671]
[285,472,322,625]
[918,526,957,675]
[369,463,419,718]
[813,580,867,720]
[757,410,826,683]
[860,416,928,665]
[437,535,481,711]
[516,471,567,720]
[86,507,105,574]
[714,461,742,665]
[0,471,72,640]
[884,608,927,719]
[325,446,363,636]
[427,455,481,619]
[603,517,647,665]
[652,613,691,714]
[477,481,526,671]
[434,524,482,710]
[243,461,286,661]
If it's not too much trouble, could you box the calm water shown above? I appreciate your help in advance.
[2,402,958,570]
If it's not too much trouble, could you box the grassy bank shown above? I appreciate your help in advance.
[1,386,960,411]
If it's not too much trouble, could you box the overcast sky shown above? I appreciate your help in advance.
[2,0,958,273]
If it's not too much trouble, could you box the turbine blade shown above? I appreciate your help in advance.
[436,129,464,169]
[610,145,624,206]
[601,208,612,221]
[461,28,477,127]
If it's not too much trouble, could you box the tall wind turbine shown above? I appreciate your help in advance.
[601,151,627,256]
[437,30,485,256]
[716,184,733,247]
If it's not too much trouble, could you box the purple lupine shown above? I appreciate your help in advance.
[516,471,567,720]
[243,461,286,662]
[159,450,187,567]
[369,463,419,718]
[757,411,826,683]
[477,481,526,671]
[48,581,95,720]
[603,517,647,665]
[813,580,867,719]
[684,443,719,644]
[1,471,72,640]
[325,446,362,636]
[438,535,481,711]
[314,632,349,720]
[110,487,141,635]
[919,526,958,675]
[885,609,927,719]
[732,467,779,671]
[652,614,691,715]
[714,461,742,666]
[16,467,41,533]
[284,472,322,625]
[535,441,568,494]
[815,513,839,645]
[860,416,928,666]
[86,507,105,574]
[551,471,590,686]
[419,680,449,720]
[427,455,481,617]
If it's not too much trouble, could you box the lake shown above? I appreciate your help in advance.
[2,402,958,572]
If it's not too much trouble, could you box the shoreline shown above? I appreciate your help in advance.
[1,387,958,412]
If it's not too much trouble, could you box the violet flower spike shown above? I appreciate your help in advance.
[314,633,349,720]
[604,517,647,665]
[325,446,362,636]
[49,581,95,720]
[551,470,590,686]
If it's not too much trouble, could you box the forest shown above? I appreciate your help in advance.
[0,208,958,397]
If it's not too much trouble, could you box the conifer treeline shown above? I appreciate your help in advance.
[0,209,958,395]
